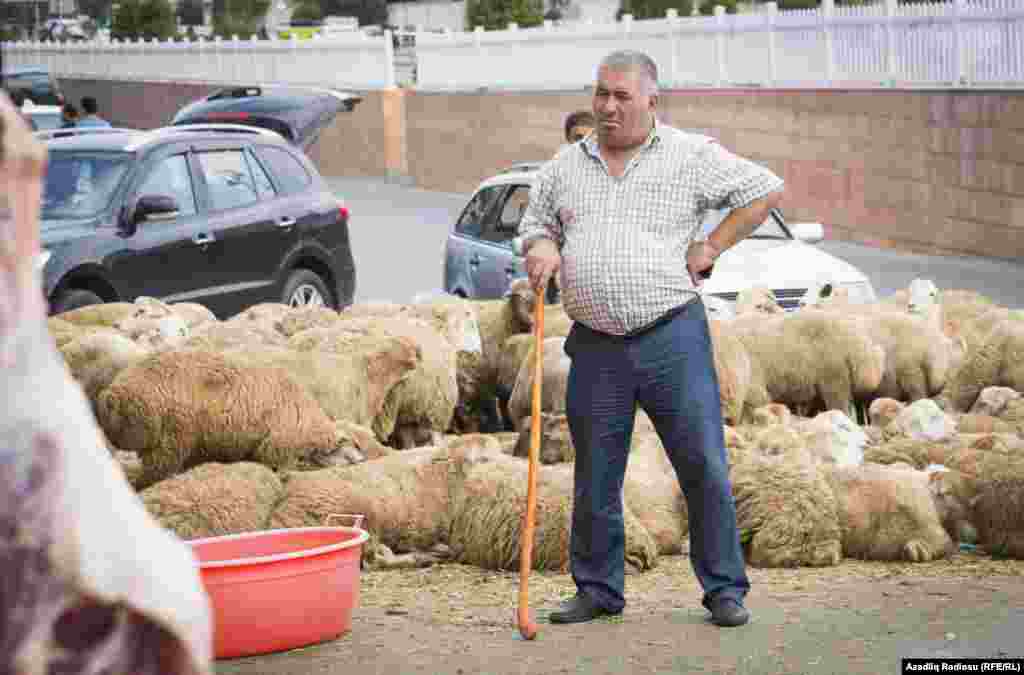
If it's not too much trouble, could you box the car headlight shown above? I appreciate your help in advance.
[36,249,52,271]
[838,281,876,304]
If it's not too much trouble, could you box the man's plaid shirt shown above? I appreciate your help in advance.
[517,121,784,336]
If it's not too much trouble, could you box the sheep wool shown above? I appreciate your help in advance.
[312,315,459,448]
[268,445,463,554]
[97,349,341,489]
[223,339,420,430]
[448,457,659,572]
[826,463,955,562]
[729,451,843,568]
[507,336,570,427]
[944,317,1024,412]
[58,327,152,404]
[140,462,285,540]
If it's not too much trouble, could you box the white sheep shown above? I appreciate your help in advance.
[729,310,886,421]
[801,279,958,405]
[944,315,1024,412]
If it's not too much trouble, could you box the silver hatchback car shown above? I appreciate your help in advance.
[443,162,542,300]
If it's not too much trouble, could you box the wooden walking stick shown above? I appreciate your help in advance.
[517,285,545,641]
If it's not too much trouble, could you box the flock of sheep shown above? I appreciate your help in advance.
[47,277,1024,572]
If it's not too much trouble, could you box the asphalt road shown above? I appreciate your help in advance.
[327,177,1024,310]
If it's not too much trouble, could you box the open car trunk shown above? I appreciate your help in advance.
[170,85,362,149]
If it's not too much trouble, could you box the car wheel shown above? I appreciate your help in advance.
[282,269,333,309]
[50,289,104,315]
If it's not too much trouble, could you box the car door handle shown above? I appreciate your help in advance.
[277,217,297,229]
[192,233,215,246]
[469,254,481,266]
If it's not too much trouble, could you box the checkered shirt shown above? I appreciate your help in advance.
[518,121,785,336]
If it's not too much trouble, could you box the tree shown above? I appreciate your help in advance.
[78,0,114,23]
[321,0,388,27]
[697,0,737,14]
[616,0,693,21]
[465,0,544,31]
[111,0,177,41]
[176,0,204,26]
[289,1,322,23]
[211,0,271,38]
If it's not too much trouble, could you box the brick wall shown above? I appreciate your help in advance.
[57,78,1024,261]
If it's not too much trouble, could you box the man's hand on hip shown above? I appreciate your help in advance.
[686,240,719,287]
[525,238,562,296]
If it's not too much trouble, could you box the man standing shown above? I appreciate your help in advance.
[77,96,112,128]
[515,49,783,628]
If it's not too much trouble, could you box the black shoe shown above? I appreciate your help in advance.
[549,594,618,624]
[708,596,750,627]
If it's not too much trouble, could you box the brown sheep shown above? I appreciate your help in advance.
[97,349,342,489]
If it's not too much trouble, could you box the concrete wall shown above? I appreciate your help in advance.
[56,77,1024,262]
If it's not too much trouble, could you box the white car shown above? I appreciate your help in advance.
[443,162,876,313]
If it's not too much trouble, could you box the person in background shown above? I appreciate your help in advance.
[78,96,112,128]
[563,110,596,144]
[60,103,79,128]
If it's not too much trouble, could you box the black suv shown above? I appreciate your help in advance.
[171,84,362,150]
[38,123,355,318]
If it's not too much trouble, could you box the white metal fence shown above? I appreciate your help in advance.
[414,0,1024,90]
[2,0,1022,92]
[0,32,397,90]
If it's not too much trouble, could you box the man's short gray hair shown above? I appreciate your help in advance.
[598,50,660,93]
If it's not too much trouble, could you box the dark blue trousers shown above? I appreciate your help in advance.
[563,298,750,612]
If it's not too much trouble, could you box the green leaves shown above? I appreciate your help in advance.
[111,0,177,41]
[465,0,545,32]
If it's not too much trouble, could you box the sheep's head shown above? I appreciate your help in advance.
[798,281,849,309]
[505,278,536,331]
[907,278,939,316]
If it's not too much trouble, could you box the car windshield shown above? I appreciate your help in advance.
[28,111,63,131]
[42,151,132,222]
[701,208,790,240]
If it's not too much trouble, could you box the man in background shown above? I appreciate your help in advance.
[78,96,112,128]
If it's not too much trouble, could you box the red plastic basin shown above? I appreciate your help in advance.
[188,526,369,659]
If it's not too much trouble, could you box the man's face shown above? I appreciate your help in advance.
[568,124,594,143]
[592,65,656,150]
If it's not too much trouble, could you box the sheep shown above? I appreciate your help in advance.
[276,305,343,338]
[709,319,769,425]
[969,386,1021,418]
[96,349,344,490]
[506,336,570,428]
[728,448,844,568]
[801,281,957,406]
[868,397,905,429]
[825,462,955,562]
[51,301,139,327]
[182,316,289,350]
[58,327,152,405]
[140,462,285,540]
[168,301,217,329]
[622,431,689,555]
[447,452,659,573]
[750,403,793,428]
[222,337,421,431]
[943,316,1024,412]
[344,296,489,435]
[47,316,81,348]
[970,466,1024,559]
[269,445,458,555]
[292,315,459,449]
[729,310,886,421]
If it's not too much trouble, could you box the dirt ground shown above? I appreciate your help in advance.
[216,551,1024,675]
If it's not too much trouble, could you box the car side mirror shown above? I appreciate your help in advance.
[133,194,180,225]
[790,222,824,244]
